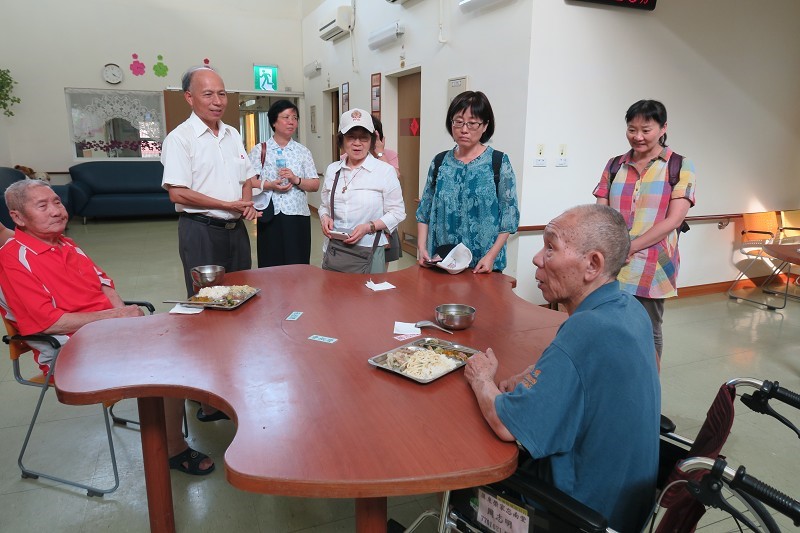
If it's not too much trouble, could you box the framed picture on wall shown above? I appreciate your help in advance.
[310,105,317,134]
[341,82,350,112]
[371,72,381,117]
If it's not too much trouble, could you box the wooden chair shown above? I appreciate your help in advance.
[727,211,790,309]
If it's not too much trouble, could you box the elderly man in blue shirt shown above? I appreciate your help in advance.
[465,204,661,532]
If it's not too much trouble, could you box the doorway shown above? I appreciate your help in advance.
[396,72,421,254]
[330,89,340,162]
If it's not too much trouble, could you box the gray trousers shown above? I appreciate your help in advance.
[178,215,252,296]
[635,296,665,361]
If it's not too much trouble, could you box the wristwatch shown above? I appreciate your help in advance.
[376,152,384,158]
[369,221,376,234]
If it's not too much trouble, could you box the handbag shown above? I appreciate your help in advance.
[254,142,275,223]
[321,170,381,273]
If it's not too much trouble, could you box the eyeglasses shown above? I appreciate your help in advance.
[344,133,372,143]
[278,114,299,122]
[451,119,484,131]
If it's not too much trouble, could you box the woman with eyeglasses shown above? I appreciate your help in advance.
[244,99,319,267]
[319,108,405,274]
[416,91,519,273]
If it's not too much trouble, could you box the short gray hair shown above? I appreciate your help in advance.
[181,65,218,92]
[4,180,52,213]
[564,204,631,278]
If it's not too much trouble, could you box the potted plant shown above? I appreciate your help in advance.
[0,68,21,117]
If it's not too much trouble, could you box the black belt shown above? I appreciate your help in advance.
[182,213,241,230]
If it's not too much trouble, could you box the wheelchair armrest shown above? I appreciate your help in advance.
[124,300,156,315]
[2,332,62,350]
[502,472,608,533]
[660,414,677,434]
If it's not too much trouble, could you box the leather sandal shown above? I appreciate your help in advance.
[196,407,230,422]
[168,447,215,476]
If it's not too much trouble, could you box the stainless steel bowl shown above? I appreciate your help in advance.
[434,304,476,330]
[191,265,225,288]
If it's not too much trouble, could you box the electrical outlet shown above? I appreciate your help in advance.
[556,157,568,167]
[533,158,547,167]
[536,144,545,157]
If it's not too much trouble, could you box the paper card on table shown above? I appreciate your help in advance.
[393,322,421,335]
[309,335,338,344]
[286,311,303,321]
[366,280,396,291]
[169,304,204,315]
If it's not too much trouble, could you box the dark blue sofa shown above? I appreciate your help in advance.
[68,161,176,223]
[0,167,72,228]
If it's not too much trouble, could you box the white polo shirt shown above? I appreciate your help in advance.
[161,112,254,220]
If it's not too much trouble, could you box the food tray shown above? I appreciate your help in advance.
[368,337,479,384]
[171,288,260,310]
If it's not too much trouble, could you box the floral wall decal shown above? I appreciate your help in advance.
[129,53,146,76]
[153,54,168,77]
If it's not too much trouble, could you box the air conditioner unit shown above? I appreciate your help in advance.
[319,6,354,41]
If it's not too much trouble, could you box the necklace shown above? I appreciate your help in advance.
[341,167,364,193]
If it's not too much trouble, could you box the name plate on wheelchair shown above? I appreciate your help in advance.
[477,489,530,533]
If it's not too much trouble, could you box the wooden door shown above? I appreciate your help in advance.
[397,72,421,254]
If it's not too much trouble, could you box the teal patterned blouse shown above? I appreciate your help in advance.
[416,146,519,271]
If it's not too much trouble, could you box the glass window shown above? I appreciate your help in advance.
[66,89,165,159]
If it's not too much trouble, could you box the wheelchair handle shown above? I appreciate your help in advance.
[679,457,800,526]
[763,380,800,410]
[730,465,800,526]
[725,377,800,410]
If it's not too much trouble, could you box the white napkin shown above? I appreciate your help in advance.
[169,304,204,314]
[366,280,396,291]
[394,321,421,335]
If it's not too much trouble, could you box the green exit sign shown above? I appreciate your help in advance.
[253,65,278,91]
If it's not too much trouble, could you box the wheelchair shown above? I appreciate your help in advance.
[391,377,800,533]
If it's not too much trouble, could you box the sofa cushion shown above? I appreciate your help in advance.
[69,161,164,194]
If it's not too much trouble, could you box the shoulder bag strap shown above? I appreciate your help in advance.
[329,170,341,222]
[260,142,267,167]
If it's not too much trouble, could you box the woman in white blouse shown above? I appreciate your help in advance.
[319,108,406,274]
[244,100,319,267]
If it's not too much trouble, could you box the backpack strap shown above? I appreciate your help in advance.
[667,152,683,188]
[491,149,503,196]
[430,150,448,190]
[431,149,504,197]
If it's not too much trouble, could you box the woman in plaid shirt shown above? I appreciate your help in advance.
[593,100,696,366]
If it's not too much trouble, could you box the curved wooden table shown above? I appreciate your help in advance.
[55,265,566,532]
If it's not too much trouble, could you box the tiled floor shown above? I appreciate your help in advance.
[1,216,798,532]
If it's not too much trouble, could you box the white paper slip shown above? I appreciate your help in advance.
[393,322,421,335]
[169,304,204,315]
[366,280,396,291]
[309,335,338,344]
[286,311,303,321]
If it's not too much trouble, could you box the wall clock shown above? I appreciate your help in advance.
[102,63,123,85]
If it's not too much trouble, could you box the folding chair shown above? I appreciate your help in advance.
[2,317,120,497]
[726,211,790,309]
[0,300,179,497]
[779,209,800,287]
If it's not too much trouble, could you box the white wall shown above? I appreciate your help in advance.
[514,0,800,303]
[0,0,304,171]
[300,0,533,205]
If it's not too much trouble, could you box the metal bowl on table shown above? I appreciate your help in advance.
[191,265,225,288]
[434,304,476,330]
